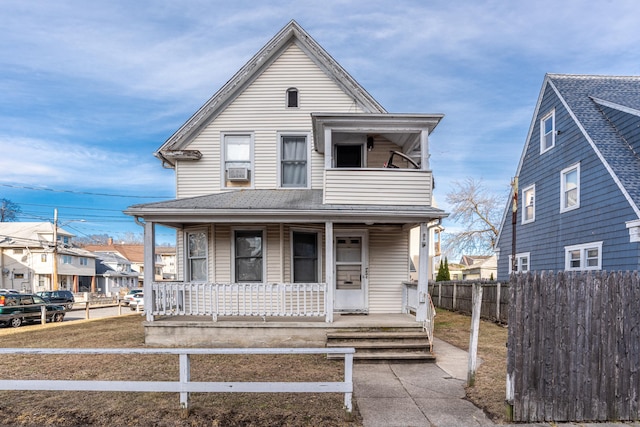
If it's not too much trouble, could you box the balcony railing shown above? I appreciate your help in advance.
[324,168,432,206]
[150,282,326,320]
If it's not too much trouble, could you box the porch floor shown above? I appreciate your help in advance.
[143,313,424,348]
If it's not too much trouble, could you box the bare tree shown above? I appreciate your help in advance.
[0,198,21,222]
[443,178,504,257]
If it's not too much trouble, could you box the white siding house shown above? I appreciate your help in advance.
[125,21,447,349]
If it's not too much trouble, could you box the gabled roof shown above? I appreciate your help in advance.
[83,244,145,263]
[156,20,386,166]
[497,74,640,244]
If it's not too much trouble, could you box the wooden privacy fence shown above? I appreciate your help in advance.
[429,281,509,324]
[507,271,640,423]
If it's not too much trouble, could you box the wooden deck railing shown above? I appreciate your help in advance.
[151,282,327,320]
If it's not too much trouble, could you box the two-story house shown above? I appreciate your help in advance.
[0,222,96,293]
[495,74,640,280]
[125,21,447,352]
[94,252,139,296]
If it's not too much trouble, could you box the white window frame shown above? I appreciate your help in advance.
[290,228,322,283]
[62,255,72,265]
[508,252,530,274]
[231,227,266,283]
[560,163,580,213]
[564,241,603,271]
[79,257,88,266]
[540,110,555,154]
[221,132,254,188]
[277,132,311,188]
[185,229,208,283]
[521,184,535,224]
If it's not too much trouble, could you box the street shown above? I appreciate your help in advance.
[64,305,142,322]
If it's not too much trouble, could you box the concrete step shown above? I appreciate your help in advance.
[328,351,436,363]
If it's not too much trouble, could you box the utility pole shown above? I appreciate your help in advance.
[52,208,58,291]
[511,177,518,274]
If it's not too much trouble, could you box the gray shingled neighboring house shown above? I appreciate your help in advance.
[495,74,640,280]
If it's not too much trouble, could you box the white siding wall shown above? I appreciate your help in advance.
[368,227,409,313]
[176,44,364,198]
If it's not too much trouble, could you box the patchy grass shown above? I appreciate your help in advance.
[433,308,509,423]
[0,316,361,427]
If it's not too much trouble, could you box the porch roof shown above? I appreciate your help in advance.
[124,189,447,224]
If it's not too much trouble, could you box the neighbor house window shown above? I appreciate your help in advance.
[13,249,23,255]
[522,184,535,224]
[234,230,264,282]
[565,241,602,271]
[223,134,253,187]
[561,163,580,212]
[280,134,308,187]
[286,88,298,108]
[187,230,207,282]
[540,110,555,153]
[41,254,47,262]
[292,231,319,282]
[79,257,88,266]
[62,255,72,264]
[509,253,530,274]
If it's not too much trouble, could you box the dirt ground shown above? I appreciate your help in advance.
[433,307,509,423]
[0,309,507,426]
[0,316,360,426]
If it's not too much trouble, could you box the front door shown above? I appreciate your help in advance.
[334,232,367,312]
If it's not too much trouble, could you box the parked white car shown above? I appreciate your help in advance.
[122,289,143,306]
[129,293,144,311]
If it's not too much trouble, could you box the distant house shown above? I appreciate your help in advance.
[124,20,447,350]
[0,222,96,293]
[83,240,170,285]
[495,74,640,280]
[94,252,139,296]
[459,255,496,280]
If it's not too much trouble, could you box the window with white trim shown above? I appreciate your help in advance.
[187,230,207,282]
[280,134,308,188]
[291,230,319,282]
[62,255,72,264]
[509,252,530,273]
[522,184,535,224]
[233,230,264,282]
[560,163,580,212]
[223,134,253,187]
[79,257,88,266]
[540,110,555,153]
[565,241,602,271]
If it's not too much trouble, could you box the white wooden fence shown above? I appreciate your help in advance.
[0,347,355,412]
[151,282,327,319]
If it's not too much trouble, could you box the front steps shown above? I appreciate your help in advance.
[326,329,436,363]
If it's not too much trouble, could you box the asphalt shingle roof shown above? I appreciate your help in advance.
[549,74,640,210]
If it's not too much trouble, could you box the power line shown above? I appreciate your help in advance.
[0,183,172,199]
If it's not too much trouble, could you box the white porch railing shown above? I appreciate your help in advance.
[151,282,327,320]
[402,282,435,352]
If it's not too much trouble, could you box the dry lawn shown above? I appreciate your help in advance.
[433,307,509,423]
[0,309,508,426]
[0,316,361,427]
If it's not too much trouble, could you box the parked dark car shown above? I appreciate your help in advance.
[36,290,75,310]
[0,292,66,328]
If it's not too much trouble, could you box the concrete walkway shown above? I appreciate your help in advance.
[353,337,493,427]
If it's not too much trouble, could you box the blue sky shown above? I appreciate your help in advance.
[1,0,639,245]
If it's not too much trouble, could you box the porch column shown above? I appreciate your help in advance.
[325,221,334,323]
[420,129,430,170]
[91,275,96,293]
[143,220,156,322]
[73,275,78,293]
[416,222,430,322]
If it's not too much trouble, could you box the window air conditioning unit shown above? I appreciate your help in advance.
[227,167,249,181]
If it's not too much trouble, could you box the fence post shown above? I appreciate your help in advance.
[344,353,353,413]
[496,282,501,322]
[85,300,90,319]
[179,353,190,416]
[40,305,46,324]
[453,282,457,311]
[467,284,482,386]
[438,282,442,306]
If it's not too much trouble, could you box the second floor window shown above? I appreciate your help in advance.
[79,257,88,266]
[522,185,535,223]
[561,163,580,212]
[286,88,298,108]
[62,255,72,264]
[223,134,252,187]
[280,135,308,187]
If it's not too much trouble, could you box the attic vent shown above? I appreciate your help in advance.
[227,167,249,181]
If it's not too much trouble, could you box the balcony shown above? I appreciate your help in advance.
[324,168,433,206]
